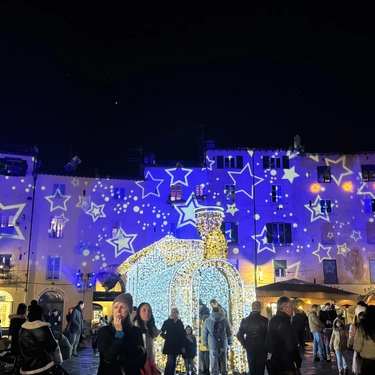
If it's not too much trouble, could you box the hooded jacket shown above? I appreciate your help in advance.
[18,320,58,375]
[202,311,233,349]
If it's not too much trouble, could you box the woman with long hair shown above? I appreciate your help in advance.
[97,293,146,375]
[354,305,375,375]
[133,302,161,375]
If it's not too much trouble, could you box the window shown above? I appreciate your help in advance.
[320,199,332,214]
[170,185,182,201]
[221,222,239,243]
[364,198,375,213]
[216,155,243,169]
[321,222,335,244]
[317,166,331,183]
[263,156,289,170]
[369,260,375,284]
[266,223,292,244]
[195,185,204,197]
[271,184,283,203]
[113,187,125,200]
[46,256,61,280]
[224,185,236,202]
[112,221,123,237]
[274,260,287,280]
[366,222,375,244]
[49,217,64,238]
[0,157,27,176]
[53,183,66,196]
[0,214,15,236]
[362,165,375,182]
[0,254,12,277]
[323,260,338,284]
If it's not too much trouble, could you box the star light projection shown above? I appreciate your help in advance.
[304,195,331,222]
[251,225,276,254]
[45,189,71,212]
[106,227,137,257]
[0,202,26,240]
[86,202,106,222]
[135,171,163,198]
[337,243,351,257]
[324,156,353,186]
[174,194,202,228]
[228,163,263,200]
[312,244,332,263]
[165,167,193,186]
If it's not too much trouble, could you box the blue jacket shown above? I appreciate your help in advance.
[202,311,233,349]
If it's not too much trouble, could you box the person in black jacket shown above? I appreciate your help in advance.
[266,296,302,375]
[318,302,337,361]
[160,307,186,375]
[292,309,308,349]
[19,304,59,375]
[182,325,197,375]
[9,302,28,375]
[237,301,268,375]
[97,293,146,375]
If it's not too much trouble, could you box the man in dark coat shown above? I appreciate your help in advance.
[160,307,186,375]
[203,306,233,375]
[292,309,308,349]
[318,302,337,361]
[237,301,268,375]
[70,300,84,357]
[266,296,302,375]
[49,309,62,332]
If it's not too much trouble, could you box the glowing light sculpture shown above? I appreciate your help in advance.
[118,206,256,374]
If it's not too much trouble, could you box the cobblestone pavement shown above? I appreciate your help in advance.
[3,341,354,375]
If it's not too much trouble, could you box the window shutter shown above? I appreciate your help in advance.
[18,160,28,176]
[284,223,292,243]
[266,223,273,243]
[236,156,243,169]
[217,156,224,169]
[263,156,270,169]
[282,156,289,169]
[231,223,239,243]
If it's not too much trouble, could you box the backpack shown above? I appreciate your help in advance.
[213,320,226,343]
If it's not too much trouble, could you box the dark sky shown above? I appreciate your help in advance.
[1,3,374,176]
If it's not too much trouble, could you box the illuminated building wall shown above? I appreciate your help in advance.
[2,147,375,325]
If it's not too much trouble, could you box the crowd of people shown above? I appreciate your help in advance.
[2,295,375,375]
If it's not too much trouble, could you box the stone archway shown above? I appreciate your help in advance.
[39,290,64,321]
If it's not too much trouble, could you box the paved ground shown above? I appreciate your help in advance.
[2,341,354,375]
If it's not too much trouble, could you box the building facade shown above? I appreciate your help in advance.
[1,146,375,327]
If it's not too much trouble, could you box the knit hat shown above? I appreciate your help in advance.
[355,305,366,317]
[113,293,133,312]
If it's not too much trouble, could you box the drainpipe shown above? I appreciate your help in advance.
[24,158,38,296]
[253,151,258,288]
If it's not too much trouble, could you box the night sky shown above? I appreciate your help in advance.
[1,3,374,177]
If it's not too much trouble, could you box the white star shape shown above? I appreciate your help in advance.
[165,167,193,187]
[45,189,71,212]
[327,232,335,239]
[324,261,336,273]
[287,262,301,279]
[174,194,202,228]
[312,244,332,263]
[135,171,163,198]
[106,227,137,257]
[55,213,69,226]
[76,196,91,212]
[357,172,375,198]
[228,163,264,200]
[71,178,79,187]
[350,230,362,242]
[226,204,239,216]
[86,202,106,222]
[251,225,276,254]
[205,155,215,171]
[282,166,300,183]
[337,243,351,257]
[325,156,353,186]
[304,195,330,222]
[0,202,26,240]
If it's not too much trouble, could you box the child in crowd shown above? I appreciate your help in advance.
[183,325,197,375]
[330,317,349,375]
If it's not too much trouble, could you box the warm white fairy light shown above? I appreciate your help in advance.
[117,207,256,373]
